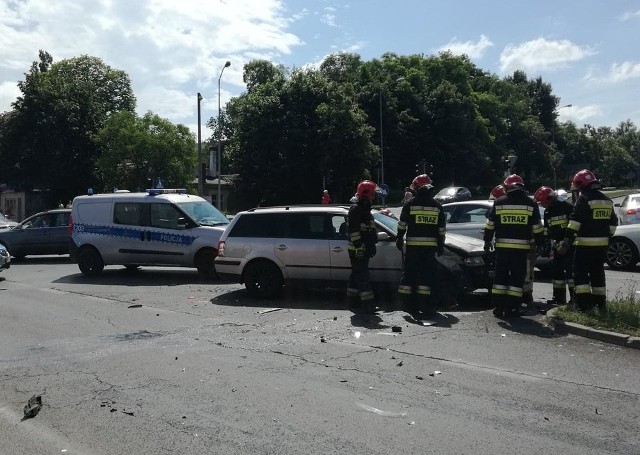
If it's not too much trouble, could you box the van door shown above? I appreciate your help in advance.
[111,202,149,264]
[145,202,197,265]
[273,213,331,281]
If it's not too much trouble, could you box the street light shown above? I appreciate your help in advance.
[216,61,231,209]
[379,92,384,186]
[197,92,203,196]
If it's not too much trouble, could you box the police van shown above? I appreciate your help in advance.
[69,189,229,277]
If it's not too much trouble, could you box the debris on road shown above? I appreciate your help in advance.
[397,361,404,367]
[122,410,134,416]
[357,403,407,417]
[429,371,442,377]
[257,308,284,315]
[128,304,143,308]
[416,376,424,380]
[392,326,402,333]
[320,336,326,343]
[22,394,42,420]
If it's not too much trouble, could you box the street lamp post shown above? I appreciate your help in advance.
[379,92,384,186]
[197,93,203,196]
[216,61,231,209]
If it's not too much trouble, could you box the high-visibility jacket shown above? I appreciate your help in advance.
[397,193,445,248]
[566,188,617,247]
[544,199,574,241]
[484,190,544,250]
[347,202,377,252]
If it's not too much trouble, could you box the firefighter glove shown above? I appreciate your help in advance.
[555,240,569,256]
[483,241,492,252]
[354,247,366,260]
[396,239,404,251]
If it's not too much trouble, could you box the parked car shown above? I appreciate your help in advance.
[0,243,10,272]
[434,186,472,204]
[606,224,640,269]
[0,212,19,231]
[0,209,71,259]
[614,193,640,225]
[215,205,494,303]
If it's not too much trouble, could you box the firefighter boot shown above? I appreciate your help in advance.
[551,287,567,306]
[492,293,506,318]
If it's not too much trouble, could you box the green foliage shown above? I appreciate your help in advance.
[95,112,197,191]
[0,51,135,204]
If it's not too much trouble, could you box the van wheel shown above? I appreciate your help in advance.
[244,260,283,298]
[195,248,217,278]
[78,248,104,276]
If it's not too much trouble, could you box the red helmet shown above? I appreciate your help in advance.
[534,186,557,207]
[355,180,378,201]
[571,169,600,191]
[489,185,505,200]
[410,174,433,191]
[503,174,524,192]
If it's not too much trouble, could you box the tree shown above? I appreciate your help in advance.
[95,111,197,191]
[0,51,135,204]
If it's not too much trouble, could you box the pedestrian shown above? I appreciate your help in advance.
[484,174,545,318]
[346,180,379,312]
[556,169,617,313]
[534,186,575,306]
[402,186,415,205]
[396,174,446,320]
[321,189,331,205]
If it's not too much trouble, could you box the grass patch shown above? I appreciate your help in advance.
[554,289,640,336]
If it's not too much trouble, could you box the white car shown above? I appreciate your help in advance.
[606,224,640,269]
[614,193,640,225]
[0,243,10,272]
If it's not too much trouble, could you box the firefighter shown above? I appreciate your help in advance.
[534,186,575,305]
[557,169,617,313]
[396,174,446,320]
[484,174,544,318]
[347,180,379,310]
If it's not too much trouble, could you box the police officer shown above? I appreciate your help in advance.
[484,174,544,318]
[396,174,446,320]
[534,186,575,305]
[347,180,379,310]
[557,169,617,313]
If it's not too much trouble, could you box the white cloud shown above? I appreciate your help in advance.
[321,13,337,27]
[585,61,640,84]
[499,38,595,74]
[620,9,640,21]
[436,34,494,59]
[0,81,21,111]
[559,104,602,122]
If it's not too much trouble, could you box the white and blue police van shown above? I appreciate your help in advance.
[69,189,229,277]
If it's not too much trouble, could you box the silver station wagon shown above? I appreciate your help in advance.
[215,205,494,300]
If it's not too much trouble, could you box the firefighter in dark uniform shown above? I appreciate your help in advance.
[347,180,379,309]
[396,174,446,320]
[534,186,575,305]
[484,174,545,318]
[557,169,617,313]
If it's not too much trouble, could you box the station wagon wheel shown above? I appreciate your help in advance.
[244,260,283,298]
[195,248,217,278]
[606,237,639,269]
[78,247,104,276]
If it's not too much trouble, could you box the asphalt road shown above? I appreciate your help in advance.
[1,258,639,455]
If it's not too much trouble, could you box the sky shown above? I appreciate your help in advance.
[1,0,640,139]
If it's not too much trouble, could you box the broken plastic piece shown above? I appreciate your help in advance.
[22,395,42,420]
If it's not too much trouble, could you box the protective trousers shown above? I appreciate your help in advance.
[347,252,374,303]
[398,247,437,313]
[572,246,607,312]
[492,249,527,313]
[522,247,536,303]
[552,247,574,304]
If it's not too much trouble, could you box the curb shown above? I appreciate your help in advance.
[548,308,639,350]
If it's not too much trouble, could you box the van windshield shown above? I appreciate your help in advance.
[177,201,229,227]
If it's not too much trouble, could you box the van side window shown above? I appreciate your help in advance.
[150,203,182,230]
[114,203,144,226]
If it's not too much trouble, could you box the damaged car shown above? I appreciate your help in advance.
[215,205,494,304]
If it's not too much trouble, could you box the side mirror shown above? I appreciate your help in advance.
[377,231,390,241]
[177,217,188,230]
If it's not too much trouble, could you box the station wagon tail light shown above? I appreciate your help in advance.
[217,240,225,257]
[626,208,637,215]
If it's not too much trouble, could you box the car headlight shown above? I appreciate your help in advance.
[464,256,485,266]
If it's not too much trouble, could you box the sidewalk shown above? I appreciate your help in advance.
[548,307,640,350]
